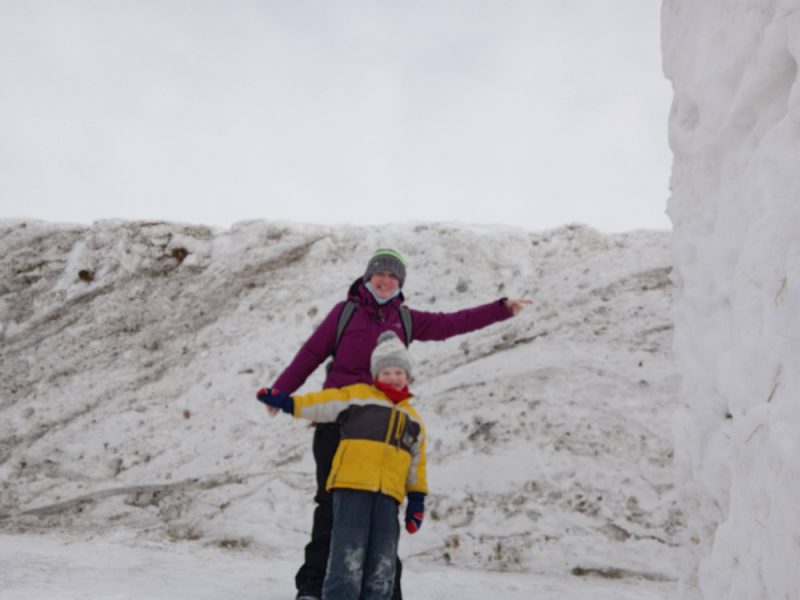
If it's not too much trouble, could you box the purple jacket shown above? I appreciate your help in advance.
[273,280,513,394]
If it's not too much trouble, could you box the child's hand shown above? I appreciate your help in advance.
[256,387,294,414]
[405,492,425,534]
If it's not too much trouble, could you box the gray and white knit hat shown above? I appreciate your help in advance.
[363,248,407,289]
[371,331,412,379]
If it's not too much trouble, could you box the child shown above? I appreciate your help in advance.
[258,331,427,600]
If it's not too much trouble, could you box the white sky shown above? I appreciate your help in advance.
[0,1,672,233]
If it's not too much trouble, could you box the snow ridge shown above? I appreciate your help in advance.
[0,220,679,585]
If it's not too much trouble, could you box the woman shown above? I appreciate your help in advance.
[266,248,530,600]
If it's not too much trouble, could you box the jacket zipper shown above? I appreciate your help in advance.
[383,403,397,445]
[395,411,405,446]
[378,402,398,493]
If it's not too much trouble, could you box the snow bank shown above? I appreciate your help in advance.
[0,219,679,590]
[662,2,800,597]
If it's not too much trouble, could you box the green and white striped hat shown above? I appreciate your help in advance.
[363,248,407,288]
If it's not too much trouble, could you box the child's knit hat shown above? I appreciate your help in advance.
[363,249,406,289]
[371,331,412,379]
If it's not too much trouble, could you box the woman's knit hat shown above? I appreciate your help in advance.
[371,331,412,379]
[363,248,406,288]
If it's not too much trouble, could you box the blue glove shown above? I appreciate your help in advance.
[256,387,294,414]
[405,492,425,534]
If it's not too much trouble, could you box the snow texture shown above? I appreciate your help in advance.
[0,219,679,598]
[663,1,800,598]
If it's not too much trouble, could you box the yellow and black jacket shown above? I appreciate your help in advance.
[292,383,427,503]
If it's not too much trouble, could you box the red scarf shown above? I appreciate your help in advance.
[375,381,412,404]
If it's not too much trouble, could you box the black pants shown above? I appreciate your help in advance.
[295,423,403,600]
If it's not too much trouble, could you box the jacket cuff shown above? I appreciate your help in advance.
[498,297,513,318]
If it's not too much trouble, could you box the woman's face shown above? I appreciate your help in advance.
[369,271,400,299]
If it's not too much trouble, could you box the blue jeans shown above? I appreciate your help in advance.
[322,489,400,600]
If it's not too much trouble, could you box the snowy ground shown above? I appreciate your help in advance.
[0,532,675,600]
[1,220,679,598]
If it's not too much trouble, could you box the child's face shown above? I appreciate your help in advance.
[376,366,409,391]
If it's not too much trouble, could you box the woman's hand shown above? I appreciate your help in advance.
[505,298,532,316]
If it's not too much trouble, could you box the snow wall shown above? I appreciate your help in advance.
[662,1,800,598]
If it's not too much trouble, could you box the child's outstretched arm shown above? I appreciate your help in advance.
[292,387,359,423]
[257,384,363,423]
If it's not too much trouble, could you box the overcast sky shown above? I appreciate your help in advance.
[0,1,672,233]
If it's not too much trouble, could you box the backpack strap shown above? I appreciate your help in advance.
[398,305,413,346]
[333,300,358,358]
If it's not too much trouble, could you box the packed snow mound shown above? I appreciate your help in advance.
[0,219,680,582]
[663,2,800,598]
